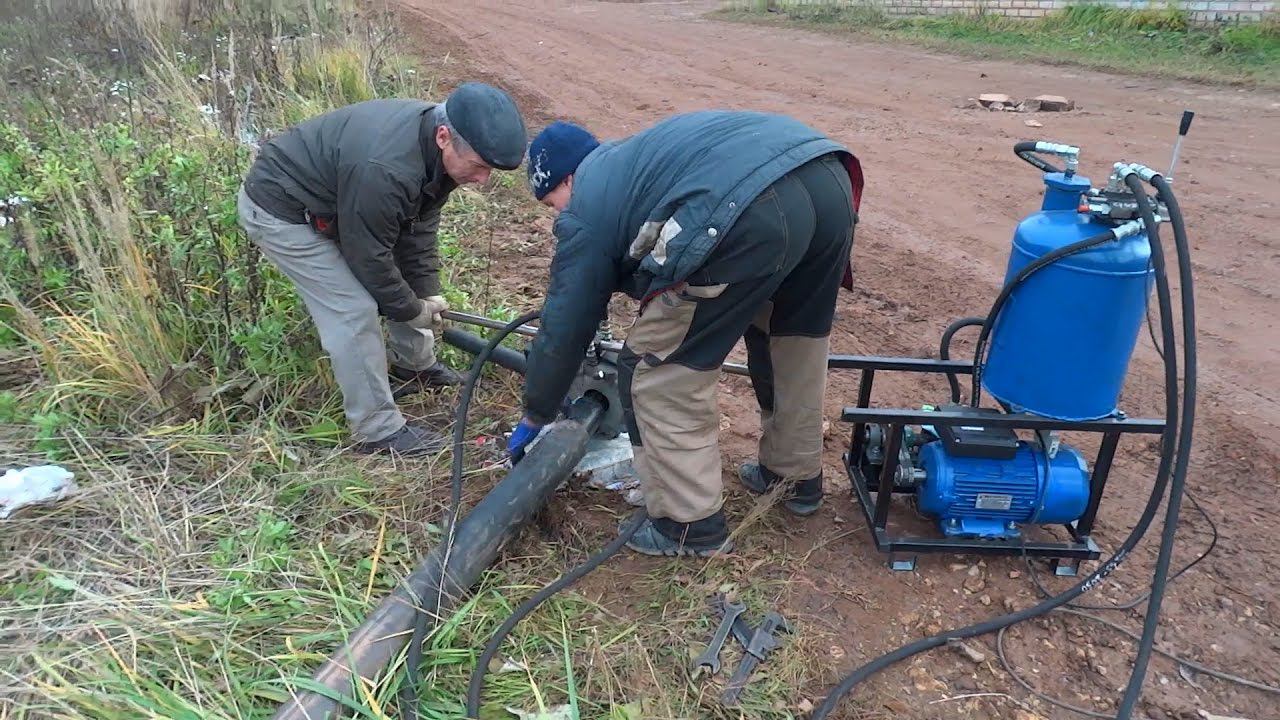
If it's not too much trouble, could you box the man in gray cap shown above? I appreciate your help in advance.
[237,82,528,456]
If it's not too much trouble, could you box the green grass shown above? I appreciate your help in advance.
[718,1,1280,86]
[0,2,836,719]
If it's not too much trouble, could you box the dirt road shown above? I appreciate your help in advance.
[408,0,1279,436]
[399,1,1280,717]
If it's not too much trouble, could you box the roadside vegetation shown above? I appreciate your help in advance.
[0,2,823,718]
[720,1,1280,86]
[0,0,621,718]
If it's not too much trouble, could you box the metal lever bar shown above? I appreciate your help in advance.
[442,309,540,338]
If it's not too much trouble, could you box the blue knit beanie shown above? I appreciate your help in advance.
[527,121,599,200]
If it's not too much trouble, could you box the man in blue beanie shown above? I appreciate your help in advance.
[238,82,527,456]
[511,112,863,557]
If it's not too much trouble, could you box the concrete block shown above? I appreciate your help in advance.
[1034,94,1075,111]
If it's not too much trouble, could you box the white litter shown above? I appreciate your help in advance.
[513,424,644,506]
[497,657,526,673]
[0,465,77,519]
[1,195,30,228]
[574,433,642,506]
[506,705,573,720]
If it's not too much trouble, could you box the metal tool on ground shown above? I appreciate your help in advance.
[693,598,746,676]
[721,610,791,707]
[713,594,779,660]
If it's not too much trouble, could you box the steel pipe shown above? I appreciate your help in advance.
[442,310,540,339]
[271,397,606,720]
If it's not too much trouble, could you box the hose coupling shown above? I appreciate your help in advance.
[1113,218,1149,239]
[1036,141,1081,175]
[1130,163,1165,183]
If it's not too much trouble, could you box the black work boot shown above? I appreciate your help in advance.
[625,512,734,557]
[390,361,464,392]
[354,422,447,457]
[739,461,823,516]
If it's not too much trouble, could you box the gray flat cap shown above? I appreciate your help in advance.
[445,82,528,170]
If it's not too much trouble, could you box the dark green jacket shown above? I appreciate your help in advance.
[243,99,456,321]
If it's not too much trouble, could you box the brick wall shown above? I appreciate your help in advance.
[778,0,1276,23]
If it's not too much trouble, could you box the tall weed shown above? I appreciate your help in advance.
[0,0,458,434]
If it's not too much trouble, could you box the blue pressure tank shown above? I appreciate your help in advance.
[917,439,1090,539]
[981,173,1155,421]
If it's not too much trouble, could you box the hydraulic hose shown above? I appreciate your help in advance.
[968,230,1120,407]
[1014,140,1064,174]
[813,178,1185,720]
[1116,172,1196,718]
[401,310,542,720]
[465,508,647,717]
[939,316,984,403]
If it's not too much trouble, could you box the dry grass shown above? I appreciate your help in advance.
[2,2,852,718]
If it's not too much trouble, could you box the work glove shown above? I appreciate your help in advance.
[406,296,449,331]
[507,417,543,464]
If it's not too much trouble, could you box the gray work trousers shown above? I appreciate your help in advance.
[236,186,437,442]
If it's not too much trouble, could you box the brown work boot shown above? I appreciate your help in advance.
[354,422,447,457]
[390,361,464,392]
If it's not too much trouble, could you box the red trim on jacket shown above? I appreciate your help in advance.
[840,152,864,291]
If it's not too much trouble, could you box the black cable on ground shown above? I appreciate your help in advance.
[812,168,1187,719]
[939,316,984,404]
[969,229,1120,408]
[1000,490,1273,719]
[401,310,541,720]
[1027,490,1216,611]
[996,607,1280,720]
[1116,171,1198,719]
[465,508,647,717]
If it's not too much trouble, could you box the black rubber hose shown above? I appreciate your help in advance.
[465,508,647,717]
[1014,140,1064,174]
[1116,172,1196,718]
[401,310,541,720]
[939,317,984,403]
[811,192,1183,719]
[442,327,528,375]
[969,230,1119,407]
[1029,490,1216,611]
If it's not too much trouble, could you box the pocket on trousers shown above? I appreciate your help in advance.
[628,289,699,363]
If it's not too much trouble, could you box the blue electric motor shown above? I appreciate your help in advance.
[917,437,1090,538]
[909,154,1153,538]
[981,172,1155,421]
